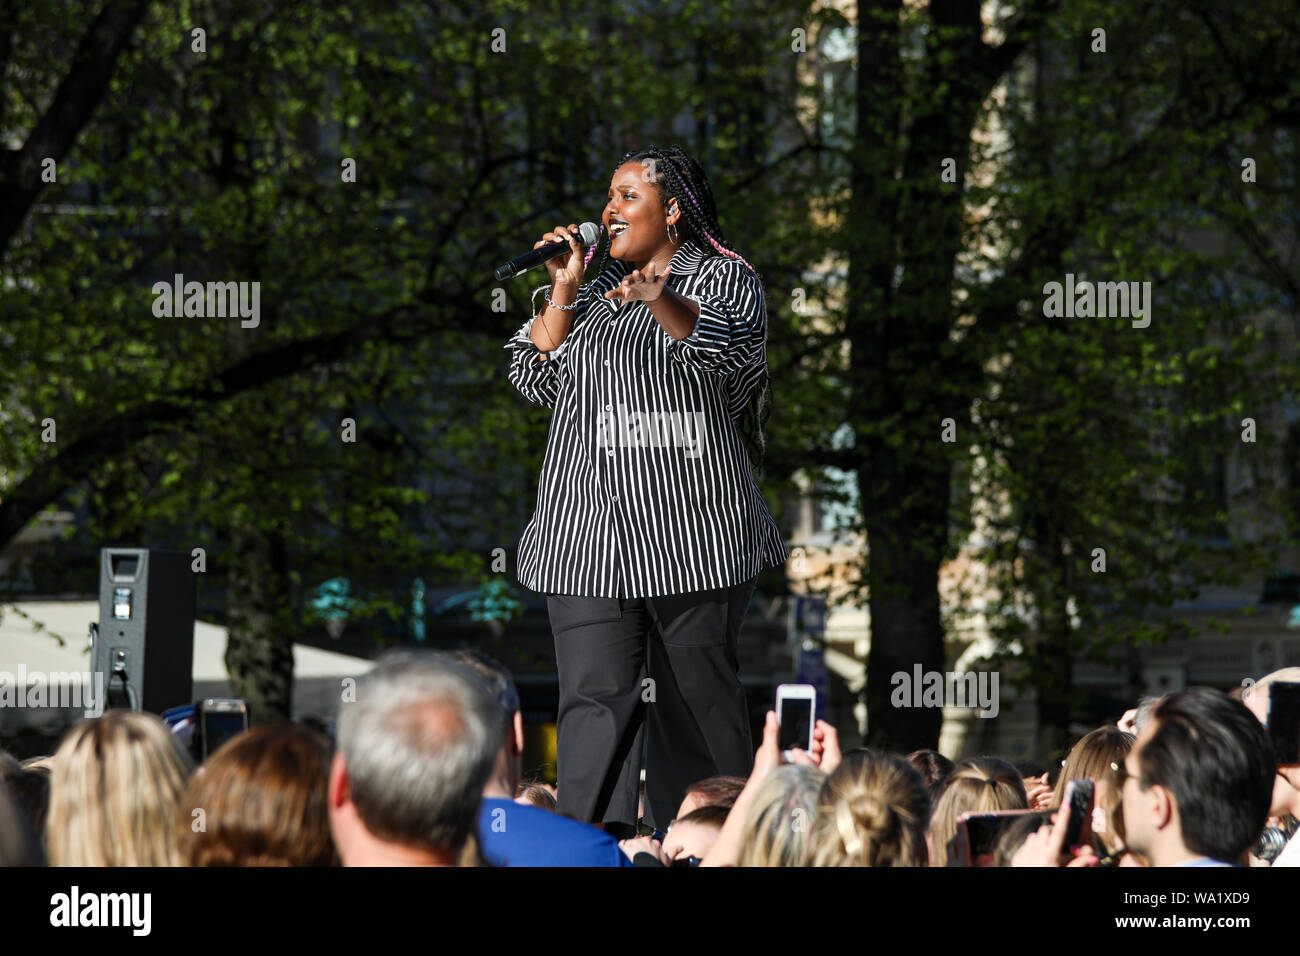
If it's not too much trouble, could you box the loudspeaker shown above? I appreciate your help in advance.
[93,548,195,714]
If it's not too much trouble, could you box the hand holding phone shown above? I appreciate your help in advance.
[957,810,1053,866]
[1061,778,1096,849]
[1010,798,1101,868]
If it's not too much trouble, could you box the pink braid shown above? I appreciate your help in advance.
[699,228,756,275]
[667,166,757,275]
[583,223,604,268]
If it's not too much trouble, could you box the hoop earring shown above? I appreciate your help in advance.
[666,221,679,244]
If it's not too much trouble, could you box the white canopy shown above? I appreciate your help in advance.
[0,600,373,741]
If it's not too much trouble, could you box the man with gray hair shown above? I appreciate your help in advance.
[328,650,501,866]
[452,649,634,866]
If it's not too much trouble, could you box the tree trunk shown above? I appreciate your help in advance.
[860,467,950,751]
[1032,522,1075,756]
[851,0,986,752]
[1034,632,1073,757]
[224,522,295,723]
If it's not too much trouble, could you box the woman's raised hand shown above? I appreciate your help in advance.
[606,264,672,304]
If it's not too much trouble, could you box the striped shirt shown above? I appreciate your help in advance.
[504,237,788,598]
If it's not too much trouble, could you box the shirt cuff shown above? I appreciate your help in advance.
[508,316,573,364]
[672,300,733,358]
[504,287,587,365]
[664,260,764,375]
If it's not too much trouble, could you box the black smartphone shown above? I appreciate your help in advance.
[965,810,1051,858]
[1267,681,1300,766]
[195,698,249,761]
[954,810,1051,866]
[1062,779,1095,847]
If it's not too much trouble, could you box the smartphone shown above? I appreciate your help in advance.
[955,810,1051,866]
[195,698,249,761]
[776,683,815,760]
[1062,778,1095,848]
[1267,681,1300,766]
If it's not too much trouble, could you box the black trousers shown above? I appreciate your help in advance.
[546,574,758,832]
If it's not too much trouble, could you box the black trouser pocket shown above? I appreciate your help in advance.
[546,594,623,636]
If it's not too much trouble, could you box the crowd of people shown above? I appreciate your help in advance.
[1,650,1298,868]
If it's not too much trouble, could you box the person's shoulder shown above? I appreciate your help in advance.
[479,797,614,842]
[699,253,762,289]
[478,797,630,866]
[700,252,745,274]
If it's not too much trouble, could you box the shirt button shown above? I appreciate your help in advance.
[611,494,619,501]
[605,403,612,410]
[604,359,610,367]
[606,449,614,456]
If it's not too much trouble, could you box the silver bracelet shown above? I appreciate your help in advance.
[544,287,579,311]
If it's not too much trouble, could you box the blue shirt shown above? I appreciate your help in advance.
[477,797,633,867]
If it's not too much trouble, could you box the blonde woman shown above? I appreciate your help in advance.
[928,756,1027,866]
[811,753,930,866]
[735,765,825,867]
[701,710,842,867]
[47,710,192,866]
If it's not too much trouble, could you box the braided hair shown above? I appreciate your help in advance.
[583,144,774,475]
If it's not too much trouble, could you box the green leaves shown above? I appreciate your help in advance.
[4,0,1298,733]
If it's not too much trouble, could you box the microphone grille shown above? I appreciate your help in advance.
[578,221,600,246]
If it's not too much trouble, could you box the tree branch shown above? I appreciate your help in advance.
[0,289,474,547]
[0,0,151,249]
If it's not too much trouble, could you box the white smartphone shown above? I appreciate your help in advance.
[776,683,816,761]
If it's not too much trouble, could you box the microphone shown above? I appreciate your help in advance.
[494,221,601,281]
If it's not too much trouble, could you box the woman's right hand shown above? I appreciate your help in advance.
[537,223,587,288]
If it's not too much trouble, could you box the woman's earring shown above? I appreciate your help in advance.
[667,221,678,244]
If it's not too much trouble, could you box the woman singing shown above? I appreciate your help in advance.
[504,145,787,837]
